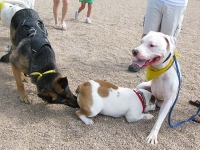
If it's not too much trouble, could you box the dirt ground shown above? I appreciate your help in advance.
[0,0,200,149]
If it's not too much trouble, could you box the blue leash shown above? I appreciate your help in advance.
[168,55,200,127]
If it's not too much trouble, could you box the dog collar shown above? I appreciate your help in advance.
[30,70,56,80]
[133,90,146,113]
[146,57,174,81]
[146,52,181,81]
[0,2,6,15]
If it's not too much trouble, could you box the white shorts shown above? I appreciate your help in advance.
[142,0,186,37]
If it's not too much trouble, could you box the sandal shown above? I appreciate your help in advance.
[189,100,200,107]
[61,23,67,30]
[53,24,60,30]
[192,115,200,123]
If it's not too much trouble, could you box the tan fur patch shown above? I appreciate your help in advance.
[53,76,65,94]
[95,80,118,98]
[76,82,93,117]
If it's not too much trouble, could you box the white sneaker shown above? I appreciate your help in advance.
[85,17,92,24]
[75,10,79,19]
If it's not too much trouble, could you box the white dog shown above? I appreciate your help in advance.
[0,0,35,52]
[0,0,35,27]
[132,31,181,144]
[75,80,156,125]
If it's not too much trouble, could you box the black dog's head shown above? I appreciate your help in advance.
[37,76,79,108]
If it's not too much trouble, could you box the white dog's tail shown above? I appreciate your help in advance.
[2,0,30,8]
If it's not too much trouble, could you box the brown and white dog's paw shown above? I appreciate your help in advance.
[79,116,94,125]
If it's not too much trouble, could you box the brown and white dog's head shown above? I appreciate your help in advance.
[137,89,156,112]
[132,31,176,68]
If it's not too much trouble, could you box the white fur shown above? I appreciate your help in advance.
[0,0,35,27]
[76,80,156,125]
[133,31,181,144]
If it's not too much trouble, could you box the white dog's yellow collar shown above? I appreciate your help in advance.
[146,52,181,81]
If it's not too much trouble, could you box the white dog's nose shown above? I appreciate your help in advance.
[132,49,139,56]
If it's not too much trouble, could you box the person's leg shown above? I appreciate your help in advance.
[161,4,186,37]
[142,0,163,35]
[87,3,92,18]
[61,0,68,29]
[75,2,86,19]
[53,0,60,27]
[78,2,86,13]
[86,3,92,23]
[129,0,163,72]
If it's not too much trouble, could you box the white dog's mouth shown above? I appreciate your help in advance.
[132,56,161,68]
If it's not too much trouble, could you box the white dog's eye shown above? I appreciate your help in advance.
[149,44,155,47]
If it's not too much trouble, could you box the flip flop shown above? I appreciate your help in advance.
[192,115,200,123]
[53,25,60,30]
[189,100,200,107]
[61,23,67,30]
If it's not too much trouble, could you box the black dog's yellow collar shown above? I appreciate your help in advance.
[30,70,56,80]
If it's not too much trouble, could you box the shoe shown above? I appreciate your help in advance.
[128,64,140,72]
[75,10,79,19]
[86,17,92,24]
[189,100,200,107]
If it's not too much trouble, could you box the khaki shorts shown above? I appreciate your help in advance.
[143,0,186,37]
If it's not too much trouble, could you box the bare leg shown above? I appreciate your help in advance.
[78,2,86,13]
[53,0,60,26]
[87,3,92,18]
[61,0,68,29]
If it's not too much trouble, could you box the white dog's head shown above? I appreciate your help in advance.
[132,31,176,68]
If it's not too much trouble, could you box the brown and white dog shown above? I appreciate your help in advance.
[75,80,156,125]
[132,31,181,144]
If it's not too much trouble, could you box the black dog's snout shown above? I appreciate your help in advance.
[132,49,139,56]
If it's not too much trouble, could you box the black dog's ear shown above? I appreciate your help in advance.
[57,77,68,89]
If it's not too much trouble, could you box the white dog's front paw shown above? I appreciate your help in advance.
[79,116,94,125]
[146,132,158,144]
[144,114,154,120]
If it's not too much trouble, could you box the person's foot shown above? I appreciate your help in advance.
[86,17,92,24]
[61,22,67,30]
[193,115,200,123]
[128,64,140,72]
[53,24,60,29]
[75,10,79,19]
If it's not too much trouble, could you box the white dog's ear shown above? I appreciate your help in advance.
[164,35,176,51]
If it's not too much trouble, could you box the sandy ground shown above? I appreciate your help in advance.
[0,0,200,149]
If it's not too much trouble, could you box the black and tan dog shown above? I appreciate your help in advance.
[0,8,79,108]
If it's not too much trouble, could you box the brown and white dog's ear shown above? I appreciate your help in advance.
[150,95,156,105]
[75,85,82,94]
[164,35,176,51]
